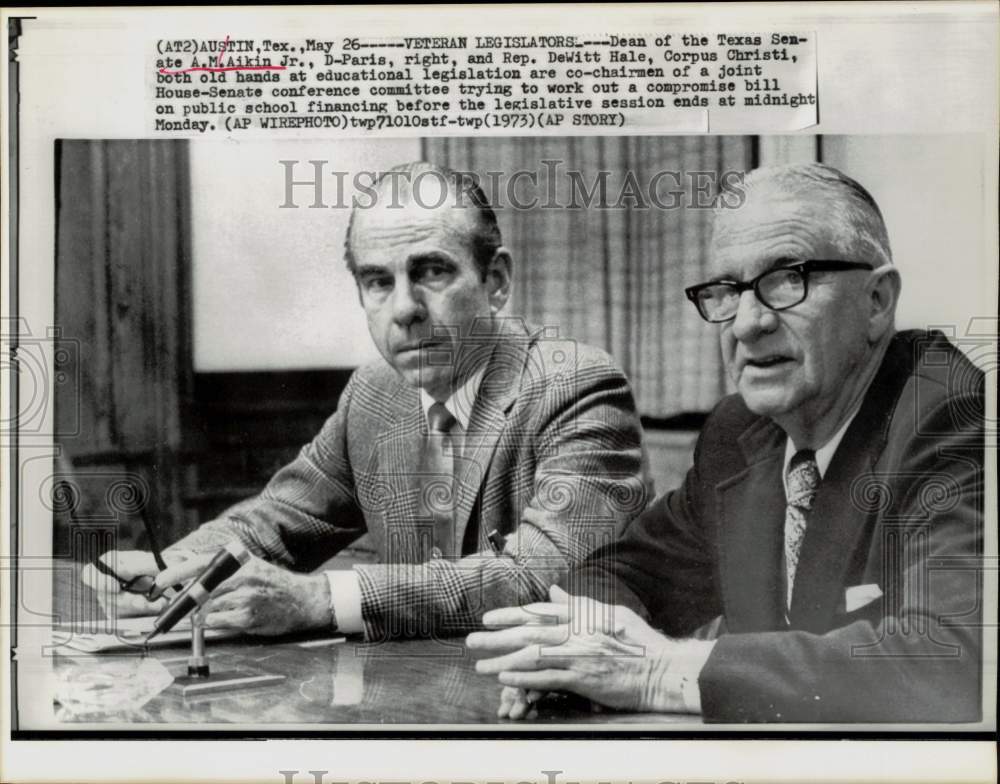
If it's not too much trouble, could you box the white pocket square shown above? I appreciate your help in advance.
[844,584,883,613]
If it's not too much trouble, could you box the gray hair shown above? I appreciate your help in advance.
[718,162,893,267]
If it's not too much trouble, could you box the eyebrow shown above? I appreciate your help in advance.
[705,256,802,285]
[353,253,456,282]
[408,251,455,269]
[354,264,388,279]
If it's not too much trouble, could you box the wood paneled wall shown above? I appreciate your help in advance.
[55,140,193,558]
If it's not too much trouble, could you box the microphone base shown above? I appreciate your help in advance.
[186,660,211,678]
[167,668,286,698]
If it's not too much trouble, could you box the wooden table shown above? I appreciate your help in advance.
[49,562,696,726]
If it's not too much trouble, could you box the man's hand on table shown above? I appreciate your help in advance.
[80,550,189,618]
[496,687,545,720]
[466,585,710,718]
[154,555,334,636]
[83,549,335,636]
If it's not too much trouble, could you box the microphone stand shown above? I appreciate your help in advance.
[187,611,210,679]
[165,613,286,698]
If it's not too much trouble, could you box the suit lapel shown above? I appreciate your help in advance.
[374,382,425,545]
[716,419,787,632]
[786,333,914,630]
[787,424,878,631]
[452,324,529,552]
[714,331,924,634]
[453,396,509,549]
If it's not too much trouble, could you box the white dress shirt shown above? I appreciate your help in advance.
[782,408,859,492]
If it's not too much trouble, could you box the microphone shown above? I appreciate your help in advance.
[144,540,251,643]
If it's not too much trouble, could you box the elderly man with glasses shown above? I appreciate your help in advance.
[468,162,985,723]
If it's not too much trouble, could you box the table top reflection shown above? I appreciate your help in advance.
[51,562,695,726]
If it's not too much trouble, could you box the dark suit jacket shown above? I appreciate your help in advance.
[575,330,984,722]
[174,318,650,640]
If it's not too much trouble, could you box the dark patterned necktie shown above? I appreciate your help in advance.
[784,449,820,610]
[422,402,459,557]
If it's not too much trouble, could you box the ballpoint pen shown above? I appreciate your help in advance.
[487,529,504,556]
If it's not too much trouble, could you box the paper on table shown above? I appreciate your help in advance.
[52,615,240,653]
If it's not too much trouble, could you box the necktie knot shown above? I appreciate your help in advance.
[427,402,456,435]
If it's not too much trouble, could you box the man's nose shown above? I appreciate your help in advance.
[391,280,426,326]
[731,289,777,342]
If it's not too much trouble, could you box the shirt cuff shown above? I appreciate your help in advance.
[325,570,364,634]
[161,548,196,563]
[665,639,717,714]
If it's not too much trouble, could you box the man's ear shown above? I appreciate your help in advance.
[486,248,513,314]
[867,265,901,342]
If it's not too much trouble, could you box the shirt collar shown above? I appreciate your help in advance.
[419,364,485,432]
[782,405,861,487]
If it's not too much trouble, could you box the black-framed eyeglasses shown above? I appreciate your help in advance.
[93,557,164,600]
[92,510,179,602]
[685,259,874,323]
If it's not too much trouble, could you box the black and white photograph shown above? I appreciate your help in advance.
[33,131,992,728]
[2,4,997,784]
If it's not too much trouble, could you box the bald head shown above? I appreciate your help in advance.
[344,162,502,280]
[715,162,893,269]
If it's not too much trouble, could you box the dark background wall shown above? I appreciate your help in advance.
[55,140,192,561]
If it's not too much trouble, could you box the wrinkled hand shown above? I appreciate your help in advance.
[497,687,544,720]
[150,550,217,591]
[473,584,666,649]
[467,585,678,716]
[80,550,189,618]
[185,556,333,636]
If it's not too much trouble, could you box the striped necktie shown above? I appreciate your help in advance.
[784,449,820,611]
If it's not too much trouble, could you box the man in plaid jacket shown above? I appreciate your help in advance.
[89,162,650,640]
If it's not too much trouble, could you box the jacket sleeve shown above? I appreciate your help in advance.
[568,410,725,637]
[168,372,367,572]
[351,352,651,640]
[699,387,984,722]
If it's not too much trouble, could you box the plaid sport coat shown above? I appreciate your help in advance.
[173,318,651,639]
